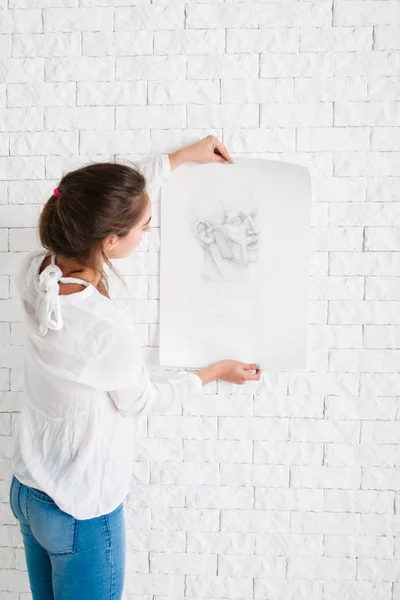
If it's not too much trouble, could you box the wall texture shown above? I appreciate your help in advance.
[1,1,400,599]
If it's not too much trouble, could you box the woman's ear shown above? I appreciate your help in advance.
[103,233,118,253]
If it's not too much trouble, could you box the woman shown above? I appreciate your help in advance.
[9,135,261,600]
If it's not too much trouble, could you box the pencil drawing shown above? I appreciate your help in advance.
[187,180,260,282]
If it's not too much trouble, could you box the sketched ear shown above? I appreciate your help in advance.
[195,220,214,245]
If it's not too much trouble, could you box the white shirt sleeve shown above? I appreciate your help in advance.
[78,325,204,416]
[138,153,172,201]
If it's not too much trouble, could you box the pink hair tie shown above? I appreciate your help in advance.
[53,187,60,198]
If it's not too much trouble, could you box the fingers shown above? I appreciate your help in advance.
[212,139,235,164]
[211,153,226,163]
[242,363,260,371]
[245,370,262,380]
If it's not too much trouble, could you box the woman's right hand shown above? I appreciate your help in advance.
[195,360,261,386]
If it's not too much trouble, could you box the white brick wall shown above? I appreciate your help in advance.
[1,2,400,599]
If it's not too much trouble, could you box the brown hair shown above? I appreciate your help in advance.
[39,161,149,298]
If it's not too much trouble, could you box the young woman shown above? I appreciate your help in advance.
[8,135,261,600]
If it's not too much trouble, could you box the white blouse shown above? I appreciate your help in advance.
[11,154,204,520]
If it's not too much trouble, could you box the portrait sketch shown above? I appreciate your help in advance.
[186,178,260,283]
[159,158,311,371]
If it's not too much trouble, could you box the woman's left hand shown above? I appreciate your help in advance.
[169,135,235,170]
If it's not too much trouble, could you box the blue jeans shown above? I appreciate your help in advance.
[9,474,126,600]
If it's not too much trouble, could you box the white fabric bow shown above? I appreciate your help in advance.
[35,263,64,337]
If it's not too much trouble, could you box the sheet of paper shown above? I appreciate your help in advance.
[159,157,312,370]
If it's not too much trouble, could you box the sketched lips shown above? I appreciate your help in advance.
[247,235,259,249]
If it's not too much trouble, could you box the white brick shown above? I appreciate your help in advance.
[298,127,369,152]
[324,490,395,513]
[221,78,293,103]
[224,128,295,152]
[294,77,368,102]
[329,252,400,277]
[261,102,333,127]
[220,555,286,580]
[188,54,259,79]
[366,177,400,202]
[335,102,400,126]
[308,324,363,348]
[329,202,400,226]
[311,176,367,203]
[117,56,187,81]
[368,76,400,101]
[289,418,360,444]
[154,30,225,55]
[254,441,323,466]
[364,325,400,346]
[261,53,334,78]
[83,31,153,57]
[335,51,400,77]
[256,489,324,512]
[309,276,364,300]
[325,443,397,468]
[188,104,259,128]
[325,582,391,600]
[291,466,361,489]
[8,82,75,108]
[362,469,400,490]
[77,82,147,106]
[361,373,400,396]
[115,6,184,30]
[12,32,81,59]
[255,579,323,600]
[287,556,356,580]
[45,106,114,130]
[371,127,400,151]
[187,4,259,28]
[220,508,289,533]
[148,81,219,105]
[365,227,400,251]
[254,533,323,557]
[227,28,298,54]
[326,395,397,420]
[329,301,400,325]
[46,57,115,82]
[300,27,373,52]
[290,511,359,535]
[81,130,150,155]
[334,2,400,26]
[186,574,252,598]
[324,534,392,559]
[43,8,113,32]
[259,2,332,28]
[330,349,400,373]
[374,26,400,51]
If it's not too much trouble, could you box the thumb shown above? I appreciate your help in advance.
[243,363,260,370]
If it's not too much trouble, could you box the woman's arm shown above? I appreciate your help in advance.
[139,135,234,196]
[169,135,234,170]
[78,325,208,416]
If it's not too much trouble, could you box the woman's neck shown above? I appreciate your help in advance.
[51,255,103,288]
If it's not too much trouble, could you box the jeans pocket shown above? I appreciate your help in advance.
[27,489,78,555]
[9,476,19,521]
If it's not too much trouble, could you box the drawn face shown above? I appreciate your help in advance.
[209,208,260,265]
